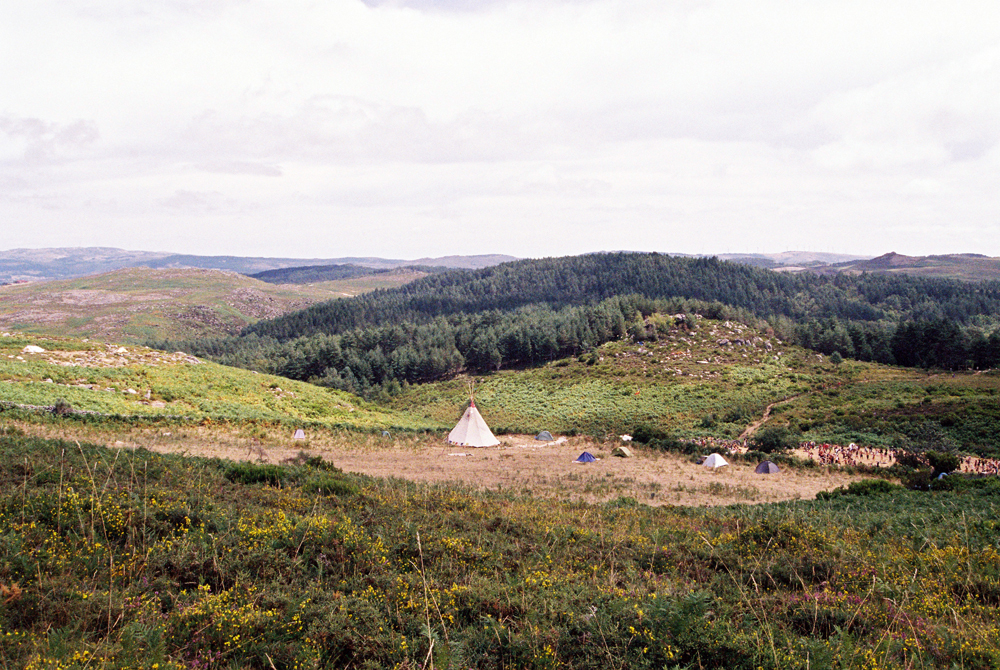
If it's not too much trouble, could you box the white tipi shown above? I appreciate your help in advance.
[448,389,500,447]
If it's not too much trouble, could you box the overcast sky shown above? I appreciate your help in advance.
[1,0,998,260]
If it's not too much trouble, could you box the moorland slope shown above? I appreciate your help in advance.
[0,266,424,342]
[0,246,516,281]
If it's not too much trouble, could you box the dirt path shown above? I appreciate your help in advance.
[739,394,803,440]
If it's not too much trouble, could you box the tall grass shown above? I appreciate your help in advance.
[1,434,998,668]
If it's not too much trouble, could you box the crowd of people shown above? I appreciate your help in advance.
[798,441,897,467]
[686,436,745,453]
[960,456,1000,475]
[681,436,1000,475]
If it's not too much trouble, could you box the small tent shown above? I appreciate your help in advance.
[535,430,554,441]
[448,399,500,447]
[612,445,633,458]
[702,453,728,468]
[292,429,306,440]
[574,451,597,463]
[755,460,780,474]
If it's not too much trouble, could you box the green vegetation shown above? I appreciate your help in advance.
[749,427,799,454]
[157,253,1000,401]
[390,317,1000,457]
[250,264,445,285]
[0,334,439,432]
[0,267,421,344]
[1,434,998,669]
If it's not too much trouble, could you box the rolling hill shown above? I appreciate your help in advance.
[813,251,1000,281]
[0,246,517,282]
[0,331,438,432]
[0,266,425,343]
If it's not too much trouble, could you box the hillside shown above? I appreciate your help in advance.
[0,332,438,433]
[165,253,1000,402]
[392,315,1000,457]
[0,246,517,282]
[0,267,423,342]
[249,263,449,285]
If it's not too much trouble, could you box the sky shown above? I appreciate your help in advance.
[1,0,998,260]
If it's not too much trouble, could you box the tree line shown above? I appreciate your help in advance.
[150,253,1000,396]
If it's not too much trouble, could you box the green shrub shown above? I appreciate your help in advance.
[631,423,670,444]
[903,469,933,491]
[749,426,798,453]
[926,450,961,477]
[302,476,360,496]
[816,478,904,500]
[647,435,698,454]
[605,496,640,508]
[225,462,288,486]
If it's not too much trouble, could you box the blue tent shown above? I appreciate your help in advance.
[574,451,597,463]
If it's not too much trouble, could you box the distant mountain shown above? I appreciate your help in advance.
[0,247,519,282]
[715,251,871,269]
[250,263,453,285]
[805,252,1000,282]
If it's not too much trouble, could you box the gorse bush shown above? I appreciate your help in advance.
[816,478,904,500]
[302,475,360,496]
[750,426,799,453]
[225,462,288,486]
[2,434,1000,668]
[926,450,961,476]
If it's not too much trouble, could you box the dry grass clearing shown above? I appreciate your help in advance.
[10,420,868,507]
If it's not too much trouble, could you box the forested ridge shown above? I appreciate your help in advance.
[249,263,450,284]
[151,253,1000,396]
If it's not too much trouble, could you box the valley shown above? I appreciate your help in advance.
[2,251,1000,669]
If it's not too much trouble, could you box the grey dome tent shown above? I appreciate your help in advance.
[535,431,554,441]
[755,460,780,474]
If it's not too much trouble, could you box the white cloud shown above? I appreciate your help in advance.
[0,0,998,258]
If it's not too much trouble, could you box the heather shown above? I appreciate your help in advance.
[2,433,998,669]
